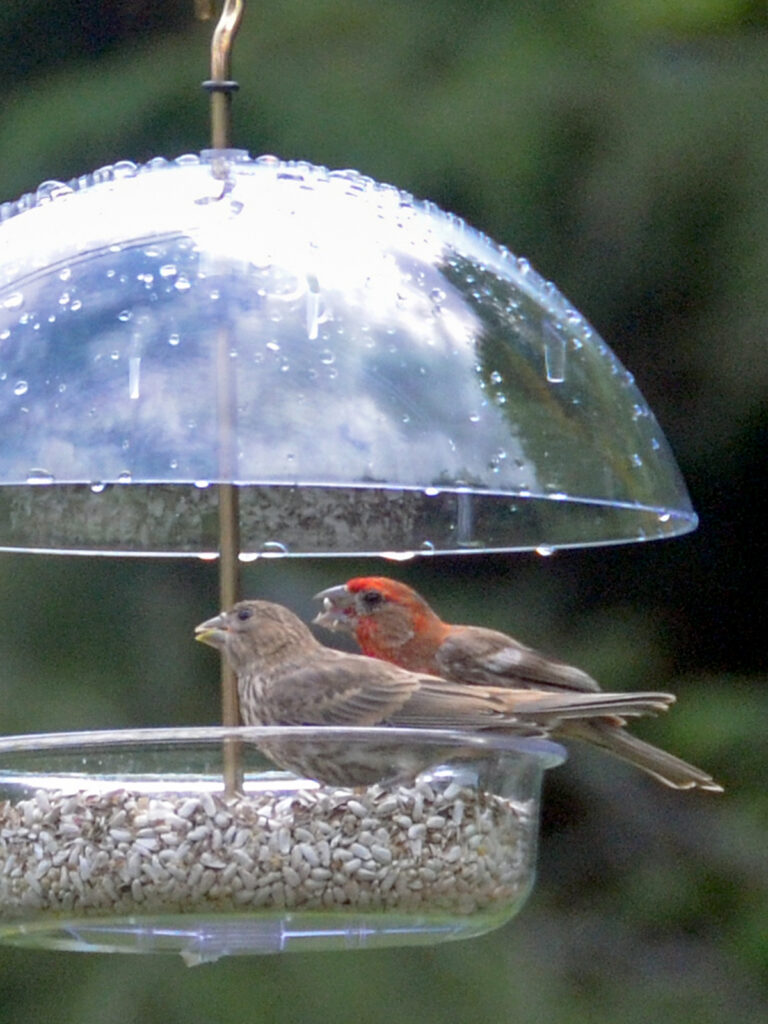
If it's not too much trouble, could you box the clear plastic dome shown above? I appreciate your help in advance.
[0,150,696,555]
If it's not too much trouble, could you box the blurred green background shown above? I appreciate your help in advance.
[0,1,766,1021]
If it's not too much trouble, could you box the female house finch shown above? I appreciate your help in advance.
[313,578,722,792]
[195,599,676,786]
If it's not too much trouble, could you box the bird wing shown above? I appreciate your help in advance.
[385,678,547,732]
[388,679,674,730]
[265,652,423,726]
[436,625,602,693]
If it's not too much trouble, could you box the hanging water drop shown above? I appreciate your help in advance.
[382,551,416,562]
[260,541,289,557]
[26,469,54,485]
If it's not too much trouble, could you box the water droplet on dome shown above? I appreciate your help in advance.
[544,321,566,383]
[90,482,106,494]
[117,471,132,484]
[168,333,180,347]
[13,380,28,396]
[419,540,436,553]
[117,310,132,323]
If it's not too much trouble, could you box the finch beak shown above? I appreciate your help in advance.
[312,584,354,631]
[194,613,229,649]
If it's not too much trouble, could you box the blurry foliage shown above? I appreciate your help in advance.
[0,1,766,1022]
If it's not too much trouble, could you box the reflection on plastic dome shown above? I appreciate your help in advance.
[0,151,696,554]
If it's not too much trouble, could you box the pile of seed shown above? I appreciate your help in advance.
[0,781,532,920]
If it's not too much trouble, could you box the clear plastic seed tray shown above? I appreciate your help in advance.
[0,726,564,962]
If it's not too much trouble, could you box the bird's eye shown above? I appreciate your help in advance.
[236,607,253,621]
[362,590,384,608]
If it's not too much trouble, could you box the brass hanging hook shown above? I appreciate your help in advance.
[201,0,245,150]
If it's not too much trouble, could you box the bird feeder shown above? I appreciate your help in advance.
[0,1,695,961]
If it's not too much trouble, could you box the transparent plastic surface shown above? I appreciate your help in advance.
[0,151,697,554]
[0,726,563,961]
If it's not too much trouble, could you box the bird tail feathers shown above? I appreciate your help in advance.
[560,718,723,791]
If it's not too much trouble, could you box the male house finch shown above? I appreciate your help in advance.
[195,599,676,786]
[313,577,722,792]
